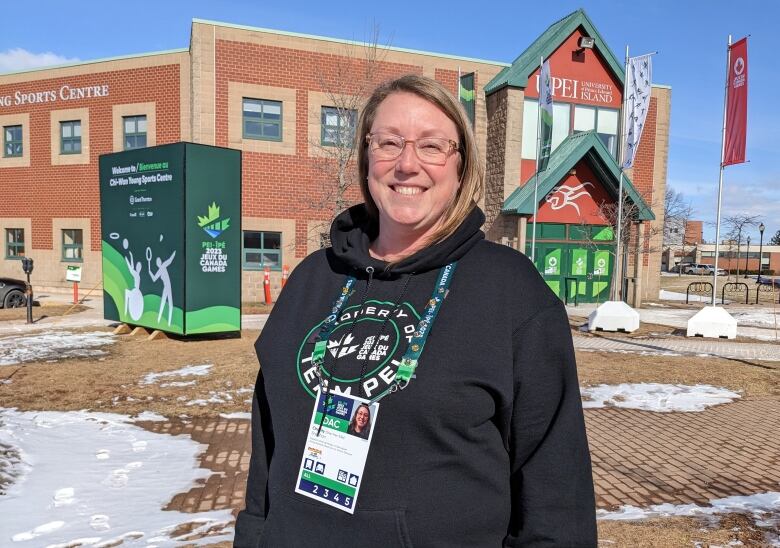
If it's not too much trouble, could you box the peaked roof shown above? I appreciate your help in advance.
[502,131,654,221]
[485,9,624,94]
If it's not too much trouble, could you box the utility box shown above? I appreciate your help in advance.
[99,142,241,335]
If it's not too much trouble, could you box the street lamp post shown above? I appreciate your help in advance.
[758,223,765,284]
[744,236,751,278]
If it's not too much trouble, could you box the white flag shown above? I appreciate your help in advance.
[622,54,652,169]
[538,59,554,171]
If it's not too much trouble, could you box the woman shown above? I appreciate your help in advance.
[235,75,596,547]
[347,404,371,440]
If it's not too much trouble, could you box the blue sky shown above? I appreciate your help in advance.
[2,0,777,242]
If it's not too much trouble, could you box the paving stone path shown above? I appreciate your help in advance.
[573,333,780,361]
[148,397,780,522]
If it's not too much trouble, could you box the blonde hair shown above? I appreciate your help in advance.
[356,74,484,250]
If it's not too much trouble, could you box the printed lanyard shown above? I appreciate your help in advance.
[310,262,457,402]
[311,276,357,371]
[392,262,456,390]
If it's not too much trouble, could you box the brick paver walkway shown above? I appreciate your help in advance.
[574,334,780,361]
[586,398,780,509]
[141,398,780,521]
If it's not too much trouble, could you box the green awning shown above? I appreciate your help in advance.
[485,9,624,95]
[502,130,655,221]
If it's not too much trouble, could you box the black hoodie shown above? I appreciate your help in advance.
[234,205,596,547]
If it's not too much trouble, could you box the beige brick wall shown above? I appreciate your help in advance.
[0,217,100,293]
[643,86,671,302]
[484,87,524,242]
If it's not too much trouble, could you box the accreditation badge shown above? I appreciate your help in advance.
[295,391,378,513]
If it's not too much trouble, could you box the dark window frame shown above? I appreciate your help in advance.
[242,230,282,271]
[242,98,283,142]
[61,228,84,263]
[60,120,82,155]
[3,125,22,158]
[123,115,147,150]
[321,106,357,147]
[5,228,25,259]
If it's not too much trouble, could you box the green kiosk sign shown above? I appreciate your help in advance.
[99,143,241,335]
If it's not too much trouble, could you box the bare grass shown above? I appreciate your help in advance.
[0,328,260,417]
[576,349,780,398]
[598,513,773,547]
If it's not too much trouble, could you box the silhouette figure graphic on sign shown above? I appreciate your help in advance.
[147,246,176,326]
[122,238,144,321]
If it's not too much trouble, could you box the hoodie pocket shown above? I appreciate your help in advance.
[258,491,414,548]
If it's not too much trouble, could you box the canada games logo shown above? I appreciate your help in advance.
[197,202,231,238]
[296,300,421,399]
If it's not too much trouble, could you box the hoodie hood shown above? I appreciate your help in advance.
[330,203,485,276]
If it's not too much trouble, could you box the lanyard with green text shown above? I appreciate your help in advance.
[375,261,457,402]
[311,276,357,374]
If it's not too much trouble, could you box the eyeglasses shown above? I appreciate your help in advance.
[366,132,459,166]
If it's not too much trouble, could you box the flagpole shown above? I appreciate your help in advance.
[531,55,543,262]
[613,45,629,301]
[711,35,732,306]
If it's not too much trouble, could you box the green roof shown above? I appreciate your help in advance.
[502,130,654,221]
[485,9,624,94]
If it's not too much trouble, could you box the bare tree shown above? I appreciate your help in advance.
[580,193,660,301]
[663,187,695,275]
[308,25,390,247]
[722,213,761,278]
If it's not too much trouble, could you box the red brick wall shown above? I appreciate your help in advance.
[685,221,703,244]
[0,65,181,251]
[214,39,439,258]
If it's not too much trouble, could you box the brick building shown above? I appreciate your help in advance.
[0,9,670,306]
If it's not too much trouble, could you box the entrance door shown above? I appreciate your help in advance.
[533,243,614,304]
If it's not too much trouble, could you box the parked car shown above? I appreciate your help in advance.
[757,277,780,288]
[683,263,709,275]
[702,265,727,276]
[0,277,27,308]
[670,263,691,273]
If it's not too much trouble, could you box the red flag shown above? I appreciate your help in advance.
[723,37,748,166]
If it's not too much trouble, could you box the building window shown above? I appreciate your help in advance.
[5,228,24,259]
[60,120,82,155]
[321,106,356,146]
[62,229,83,262]
[521,100,571,160]
[4,125,22,157]
[243,98,282,141]
[123,115,147,150]
[573,105,619,157]
[243,231,281,270]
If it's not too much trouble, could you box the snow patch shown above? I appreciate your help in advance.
[0,331,114,366]
[219,412,251,420]
[731,311,780,329]
[581,383,741,412]
[140,364,212,385]
[0,408,233,546]
[132,411,167,422]
[659,289,725,304]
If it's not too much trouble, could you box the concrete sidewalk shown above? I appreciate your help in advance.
[568,303,780,342]
[573,334,780,361]
[0,294,269,334]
